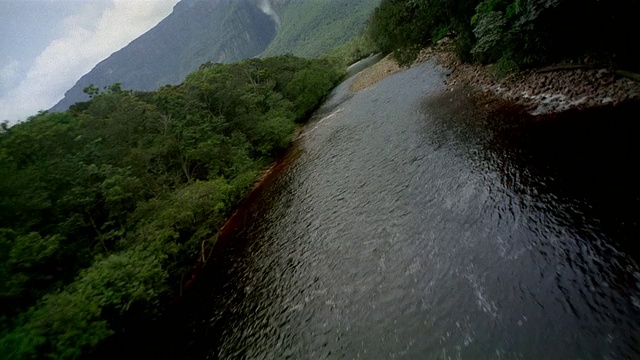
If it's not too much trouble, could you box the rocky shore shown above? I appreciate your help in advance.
[422,40,640,115]
[348,55,402,93]
[349,41,639,116]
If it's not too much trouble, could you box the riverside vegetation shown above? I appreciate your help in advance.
[368,0,640,74]
[0,56,341,359]
[366,0,639,114]
[3,0,639,358]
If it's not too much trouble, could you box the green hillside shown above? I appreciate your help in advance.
[0,56,342,359]
[261,0,381,58]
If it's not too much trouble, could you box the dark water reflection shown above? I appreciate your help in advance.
[420,89,640,358]
[98,62,640,359]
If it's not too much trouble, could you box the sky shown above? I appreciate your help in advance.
[0,0,180,124]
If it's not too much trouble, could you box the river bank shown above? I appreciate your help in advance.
[348,55,402,92]
[424,38,640,115]
[351,39,640,115]
[93,59,640,359]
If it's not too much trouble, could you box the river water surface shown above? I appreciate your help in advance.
[113,61,640,359]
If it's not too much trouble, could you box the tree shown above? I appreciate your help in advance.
[83,84,100,99]
[0,55,343,359]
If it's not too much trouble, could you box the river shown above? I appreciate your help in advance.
[99,61,640,359]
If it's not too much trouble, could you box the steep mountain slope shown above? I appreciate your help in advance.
[50,0,277,112]
[261,0,380,58]
[50,0,381,113]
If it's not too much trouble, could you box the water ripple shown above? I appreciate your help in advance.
[129,61,640,360]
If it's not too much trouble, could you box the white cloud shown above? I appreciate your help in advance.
[0,59,21,95]
[0,0,179,123]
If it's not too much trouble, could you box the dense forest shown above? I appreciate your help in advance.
[368,0,640,72]
[5,0,639,358]
[0,56,342,359]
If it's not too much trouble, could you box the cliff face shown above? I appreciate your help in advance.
[51,0,277,112]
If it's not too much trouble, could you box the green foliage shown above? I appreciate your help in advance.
[82,84,99,99]
[0,55,342,359]
[323,34,379,68]
[286,69,336,119]
[367,0,479,65]
[471,7,509,63]
[469,0,553,67]
[9,233,61,271]
[261,0,381,59]
[368,0,640,71]
[431,25,450,44]
[490,54,520,78]
[0,246,168,360]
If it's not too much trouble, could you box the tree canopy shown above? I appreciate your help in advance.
[368,0,640,70]
[0,55,342,359]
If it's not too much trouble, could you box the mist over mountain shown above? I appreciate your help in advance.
[50,0,380,113]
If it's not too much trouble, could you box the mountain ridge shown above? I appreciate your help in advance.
[50,0,380,113]
[50,0,277,112]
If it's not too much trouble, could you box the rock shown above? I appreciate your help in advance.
[431,49,639,115]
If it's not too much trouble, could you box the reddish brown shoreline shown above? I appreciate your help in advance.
[174,46,640,301]
[175,135,304,301]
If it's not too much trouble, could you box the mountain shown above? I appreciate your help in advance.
[261,0,380,58]
[50,0,278,112]
[50,0,381,113]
